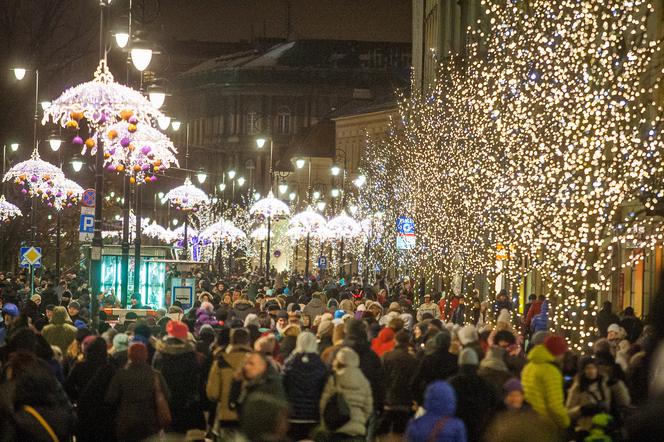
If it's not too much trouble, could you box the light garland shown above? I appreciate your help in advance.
[165,177,210,211]
[0,196,22,222]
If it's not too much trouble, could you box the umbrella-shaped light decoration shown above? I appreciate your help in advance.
[142,221,169,242]
[172,224,199,240]
[51,176,84,210]
[42,59,164,156]
[327,212,361,277]
[250,226,272,241]
[201,220,247,244]
[2,149,64,202]
[165,177,209,260]
[289,207,327,276]
[165,177,210,211]
[250,191,290,275]
[0,195,22,222]
[103,121,179,185]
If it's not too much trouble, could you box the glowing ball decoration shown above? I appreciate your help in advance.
[249,191,290,219]
[51,176,84,210]
[327,212,362,241]
[0,195,22,222]
[42,59,164,156]
[165,177,210,211]
[201,220,246,244]
[289,207,327,235]
[103,121,178,184]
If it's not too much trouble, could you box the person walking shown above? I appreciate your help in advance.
[521,335,570,432]
[405,380,467,442]
[41,306,77,356]
[105,342,170,442]
[416,294,440,321]
[320,347,374,441]
[412,330,458,404]
[282,331,328,440]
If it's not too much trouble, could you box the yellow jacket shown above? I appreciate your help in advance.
[521,344,570,430]
[206,345,252,423]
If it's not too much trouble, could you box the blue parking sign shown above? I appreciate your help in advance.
[318,256,328,269]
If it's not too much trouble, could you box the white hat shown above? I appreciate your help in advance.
[497,309,511,324]
[458,325,479,345]
[607,323,621,334]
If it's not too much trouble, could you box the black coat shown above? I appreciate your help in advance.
[68,362,117,442]
[448,366,499,442]
[412,349,458,404]
[282,352,328,421]
[152,338,206,433]
[620,316,643,343]
[346,340,385,411]
[597,309,620,337]
[382,345,417,407]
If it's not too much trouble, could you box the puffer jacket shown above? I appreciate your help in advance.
[521,344,570,430]
[283,352,328,421]
[152,337,206,433]
[303,297,326,319]
[194,308,218,335]
[206,344,253,423]
[41,306,77,355]
[320,353,373,436]
[232,300,256,321]
[531,301,549,332]
[566,375,630,432]
[405,381,467,442]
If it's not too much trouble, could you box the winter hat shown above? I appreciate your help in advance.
[244,313,260,328]
[282,324,301,338]
[276,311,289,320]
[166,320,189,341]
[388,302,402,313]
[128,342,148,364]
[113,333,129,352]
[344,318,368,342]
[317,320,334,338]
[2,303,19,317]
[339,299,355,313]
[458,325,479,345]
[334,309,346,319]
[530,331,548,346]
[356,304,367,312]
[334,347,360,369]
[30,294,42,304]
[497,308,511,324]
[69,301,81,310]
[503,378,523,394]
[74,319,88,330]
[332,323,346,345]
[294,331,318,354]
[458,347,479,366]
[544,335,568,356]
[607,323,621,334]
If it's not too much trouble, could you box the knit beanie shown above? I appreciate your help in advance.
[544,335,568,356]
[317,320,334,338]
[128,342,148,364]
[503,378,523,393]
[458,347,479,366]
[166,320,189,341]
[113,333,129,352]
[458,324,478,345]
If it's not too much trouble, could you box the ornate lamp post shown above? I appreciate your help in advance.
[327,212,361,277]
[165,177,209,260]
[250,191,290,276]
[289,207,327,277]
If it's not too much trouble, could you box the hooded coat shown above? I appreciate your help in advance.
[206,344,253,423]
[405,381,467,442]
[283,351,328,421]
[448,365,498,442]
[521,344,570,430]
[477,346,512,396]
[232,299,256,321]
[382,343,417,407]
[343,319,385,411]
[152,337,206,433]
[194,308,218,335]
[371,327,396,357]
[41,306,77,355]
[320,348,373,436]
[303,296,326,319]
[531,301,549,333]
[412,332,458,404]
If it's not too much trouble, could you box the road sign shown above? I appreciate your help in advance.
[81,188,96,207]
[79,209,95,242]
[19,246,42,268]
[396,215,416,250]
[318,256,328,269]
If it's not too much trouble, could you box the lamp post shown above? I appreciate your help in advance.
[2,143,19,194]
[256,136,274,192]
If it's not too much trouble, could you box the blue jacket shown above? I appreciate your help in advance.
[406,381,467,442]
[531,301,549,332]
[282,352,328,421]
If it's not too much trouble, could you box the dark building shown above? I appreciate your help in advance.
[168,39,411,199]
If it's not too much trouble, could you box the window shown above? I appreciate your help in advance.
[246,112,260,134]
[277,107,291,134]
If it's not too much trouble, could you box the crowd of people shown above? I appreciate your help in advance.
[0,268,664,442]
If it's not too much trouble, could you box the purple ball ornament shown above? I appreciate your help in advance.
[73,136,84,145]
[30,175,38,183]
[56,191,63,197]
[120,137,131,148]
[140,145,151,155]
[107,165,116,172]
[108,148,116,155]
[141,164,150,171]
[21,188,28,194]
[97,113,107,124]
[67,203,73,208]
[150,176,157,182]
[128,116,138,124]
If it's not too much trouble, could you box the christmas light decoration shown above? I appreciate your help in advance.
[0,196,22,222]
[165,177,210,211]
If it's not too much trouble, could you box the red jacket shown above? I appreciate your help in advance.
[525,300,543,326]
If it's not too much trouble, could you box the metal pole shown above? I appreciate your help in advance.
[266,216,271,276]
[259,240,264,273]
[90,2,107,330]
[305,232,310,277]
[269,139,274,192]
[121,175,130,306]
[339,238,345,277]
[183,214,189,260]
[55,211,61,282]
[227,242,232,277]
[133,185,141,300]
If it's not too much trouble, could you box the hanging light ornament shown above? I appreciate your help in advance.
[165,177,210,211]
[250,191,290,219]
[103,121,179,184]
[289,207,327,234]
[201,220,247,244]
[0,195,22,222]
[250,225,272,241]
[51,176,84,210]
[327,212,362,241]
[2,149,65,204]
[171,224,199,241]
[142,221,169,242]
[42,59,164,157]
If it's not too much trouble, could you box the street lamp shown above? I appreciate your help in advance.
[196,170,207,184]
[330,163,341,176]
[12,68,26,80]
[157,115,171,130]
[256,137,267,148]
[253,191,261,201]
[317,201,326,211]
[147,85,166,109]
[349,204,358,215]
[295,157,305,169]
[331,188,340,198]
[114,31,129,48]
[171,120,181,131]
[218,182,226,192]
[313,190,321,200]
[10,143,19,152]
[48,135,62,152]
[278,180,288,194]
[70,157,84,172]
[130,40,153,71]
[289,192,296,201]
[354,174,367,188]
[237,176,246,187]
[172,219,179,226]
[227,169,236,180]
